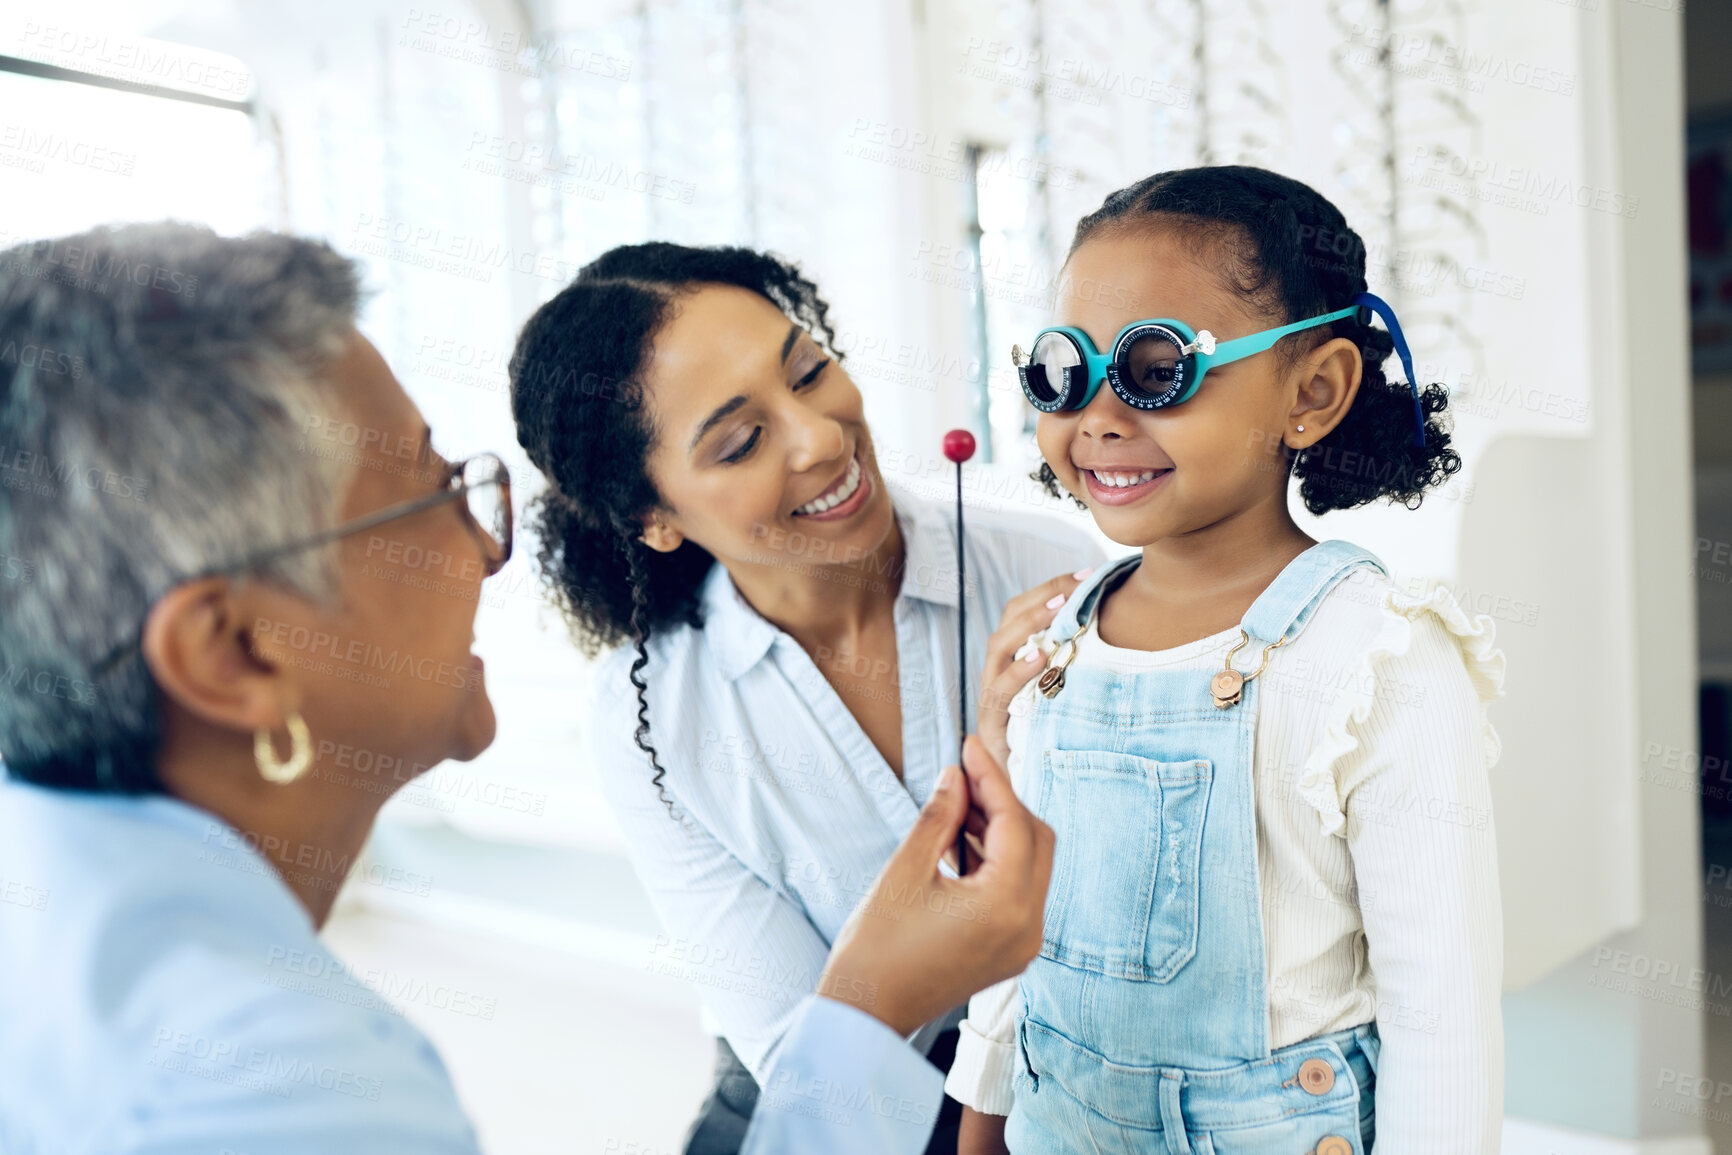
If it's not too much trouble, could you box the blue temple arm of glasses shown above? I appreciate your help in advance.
[1199,294,1424,449]
[1352,292,1425,448]
[1197,305,1360,371]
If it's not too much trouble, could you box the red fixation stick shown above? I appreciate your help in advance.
[942,429,976,875]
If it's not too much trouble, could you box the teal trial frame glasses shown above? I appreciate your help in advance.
[1012,290,1424,446]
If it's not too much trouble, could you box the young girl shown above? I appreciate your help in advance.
[949,166,1505,1153]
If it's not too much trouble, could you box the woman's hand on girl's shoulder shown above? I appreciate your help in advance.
[976,569,1092,770]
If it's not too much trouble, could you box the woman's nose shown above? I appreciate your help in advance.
[785,405,847,473]
[462,459,513,578]
[474,523,507,577]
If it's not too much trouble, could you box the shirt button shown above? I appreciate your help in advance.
[1315,1137,1352,1155]
[1298,1057,1336,1095]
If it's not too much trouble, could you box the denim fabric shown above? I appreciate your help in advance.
[1007,1023,1379,1154]
[1007,541,1386,1154]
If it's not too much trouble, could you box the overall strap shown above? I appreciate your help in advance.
[1240,539,1386,645]
[1047,554,1140,641]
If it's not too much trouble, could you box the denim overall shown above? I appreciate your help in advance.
[1007,542,1384,1155]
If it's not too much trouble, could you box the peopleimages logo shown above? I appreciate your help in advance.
[0,236,201,297]
[149,1027,383,1100]
[1406,146,1639,219]
[249,617,483,693]
[0,124,135,175]
[13,23,253,97]
[1347,24,1577,95]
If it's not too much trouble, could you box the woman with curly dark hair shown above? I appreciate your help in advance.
[508,242,1103,1154]
[948,166,1505,1154]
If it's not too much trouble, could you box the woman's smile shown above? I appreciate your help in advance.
[792,451,870,520]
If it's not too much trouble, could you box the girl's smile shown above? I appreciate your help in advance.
[1079,464,1174,505]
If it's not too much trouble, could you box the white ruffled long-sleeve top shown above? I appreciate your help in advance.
[946,564,1507,1153]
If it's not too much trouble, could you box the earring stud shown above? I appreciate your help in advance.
[1296,424,1305,433]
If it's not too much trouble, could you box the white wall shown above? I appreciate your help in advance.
[1490,0,1704,1144]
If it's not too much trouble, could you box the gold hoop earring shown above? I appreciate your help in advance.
[255,712,313,784]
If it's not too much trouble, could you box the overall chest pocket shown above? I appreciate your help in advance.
[1034,750,1214,982]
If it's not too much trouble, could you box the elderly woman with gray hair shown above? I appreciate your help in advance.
[0,224,1052,1155]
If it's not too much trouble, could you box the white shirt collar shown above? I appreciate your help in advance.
[699,491,958,682]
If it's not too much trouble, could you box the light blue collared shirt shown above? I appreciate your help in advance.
[0,775,948,1154]
[0,776,480,1154]
[591,487,1102,1080]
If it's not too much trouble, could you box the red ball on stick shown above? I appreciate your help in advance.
[943,428,977,464]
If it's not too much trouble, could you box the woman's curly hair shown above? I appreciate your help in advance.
[1036,165,1460,514]
[509,242,842,808]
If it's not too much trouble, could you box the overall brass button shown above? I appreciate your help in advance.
[1298,1057,1335,1094]
[1209,668,1245,708]
[1315,1137,1352,1155]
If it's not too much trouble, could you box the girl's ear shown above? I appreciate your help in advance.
[1286,337,1363,449]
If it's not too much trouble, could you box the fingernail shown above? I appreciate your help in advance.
[1073,568,1093,580]
[1023,649,1041,662]
[937,764,959,792]
[1045,594,1064,609]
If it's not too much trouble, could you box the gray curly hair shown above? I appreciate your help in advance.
[0,222,363,792]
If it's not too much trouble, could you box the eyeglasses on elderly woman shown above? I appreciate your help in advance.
[90,452,512,678]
